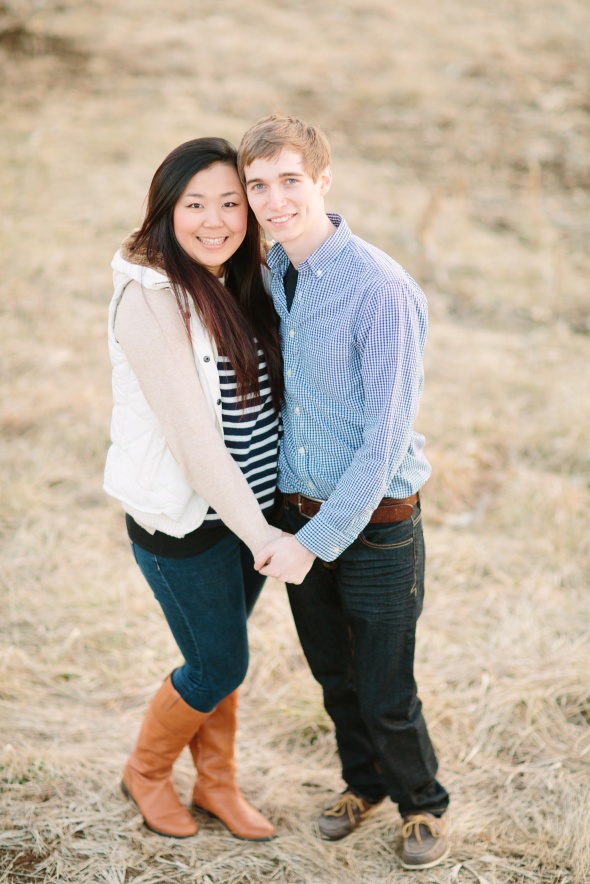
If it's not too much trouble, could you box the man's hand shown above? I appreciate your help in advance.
[254,535,317,585]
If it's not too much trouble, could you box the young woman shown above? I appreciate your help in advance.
[104,138,283,841]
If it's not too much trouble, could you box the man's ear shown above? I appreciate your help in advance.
[319,165,332,196]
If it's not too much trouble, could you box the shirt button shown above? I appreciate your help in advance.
[307,481,314,489]
[332,546,340,554]
[286,369,292,377]
[216,399,221,405]
[289,329,295,338]
[298,446,305,454]
[203,355,211,363]
[317,270,323,277]
[294,407,300,415]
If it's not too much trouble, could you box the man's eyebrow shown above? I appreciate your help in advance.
[245,173,302,186]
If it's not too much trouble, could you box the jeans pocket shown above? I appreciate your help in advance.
[358,518,414,550]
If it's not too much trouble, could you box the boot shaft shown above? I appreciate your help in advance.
[189,690,239,787]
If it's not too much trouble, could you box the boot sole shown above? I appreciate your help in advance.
[192,802,276,842]
[120,780,197,840]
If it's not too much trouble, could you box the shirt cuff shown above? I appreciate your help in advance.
[294,517,356,562]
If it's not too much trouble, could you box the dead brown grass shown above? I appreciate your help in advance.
[1,0,589,881]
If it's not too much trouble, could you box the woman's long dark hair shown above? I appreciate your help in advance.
[128,138,282,413]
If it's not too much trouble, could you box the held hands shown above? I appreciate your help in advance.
[253,533,316,585]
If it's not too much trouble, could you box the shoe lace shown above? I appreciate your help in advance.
[402,814,445,845]
[324,793,366,824]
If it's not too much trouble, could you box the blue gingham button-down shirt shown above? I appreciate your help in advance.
[267,214,432,562]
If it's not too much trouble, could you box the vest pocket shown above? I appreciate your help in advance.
[136,433,167,490]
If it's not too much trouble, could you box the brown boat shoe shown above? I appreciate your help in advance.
[400,811,450,869]
[317,790,384,841]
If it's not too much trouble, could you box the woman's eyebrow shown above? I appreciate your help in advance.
[184,190,241,198]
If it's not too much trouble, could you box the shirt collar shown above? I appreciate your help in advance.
[266,213,351,276]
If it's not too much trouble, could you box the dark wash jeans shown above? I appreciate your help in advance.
[279,498,449,817]
[131,532,265,713]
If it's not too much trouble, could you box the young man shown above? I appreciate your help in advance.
[238,114,450,871]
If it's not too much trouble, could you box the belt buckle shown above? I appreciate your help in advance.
[295,493,324,517]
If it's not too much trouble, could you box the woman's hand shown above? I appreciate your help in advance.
[253,535,316,585]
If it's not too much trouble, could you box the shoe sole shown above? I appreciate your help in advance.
[120,780,197,840]
[318,831,355,841]
[399,844,451,870]
[192,802,277,842]
[317,822,362,841]
[318,802,385,841]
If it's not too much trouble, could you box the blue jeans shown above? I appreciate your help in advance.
[131,532,265,713]
[279,499,449,817]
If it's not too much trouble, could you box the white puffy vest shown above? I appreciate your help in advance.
[103,252,223,537]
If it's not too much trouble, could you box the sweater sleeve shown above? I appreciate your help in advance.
[114,280,281,556]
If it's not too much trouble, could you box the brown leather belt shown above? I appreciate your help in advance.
[285,492,419,523]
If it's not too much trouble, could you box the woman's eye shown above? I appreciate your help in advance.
[223,201,238,208]
[188,202,202,209]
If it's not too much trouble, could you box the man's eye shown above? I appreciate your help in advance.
[251,183,265,191]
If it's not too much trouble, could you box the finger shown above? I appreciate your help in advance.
[253,549,272,569]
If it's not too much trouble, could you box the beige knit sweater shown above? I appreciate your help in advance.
[114,268,282,557]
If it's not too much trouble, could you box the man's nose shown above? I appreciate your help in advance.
[267,186,286,211]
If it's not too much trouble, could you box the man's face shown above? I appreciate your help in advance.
[244,149,331,260]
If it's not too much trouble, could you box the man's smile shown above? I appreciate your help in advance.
[268,214,296,224]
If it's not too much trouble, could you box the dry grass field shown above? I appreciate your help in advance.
[1,0,589,881]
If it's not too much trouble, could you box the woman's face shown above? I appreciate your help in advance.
[173,162,249,277]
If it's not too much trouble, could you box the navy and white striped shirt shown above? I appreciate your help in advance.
[266,213,431,562]
[204,347,279,525]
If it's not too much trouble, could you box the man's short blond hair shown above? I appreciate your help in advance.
[238,113,331,184]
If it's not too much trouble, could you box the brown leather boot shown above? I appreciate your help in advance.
[189,690,276,841]
[122,675,209,838]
